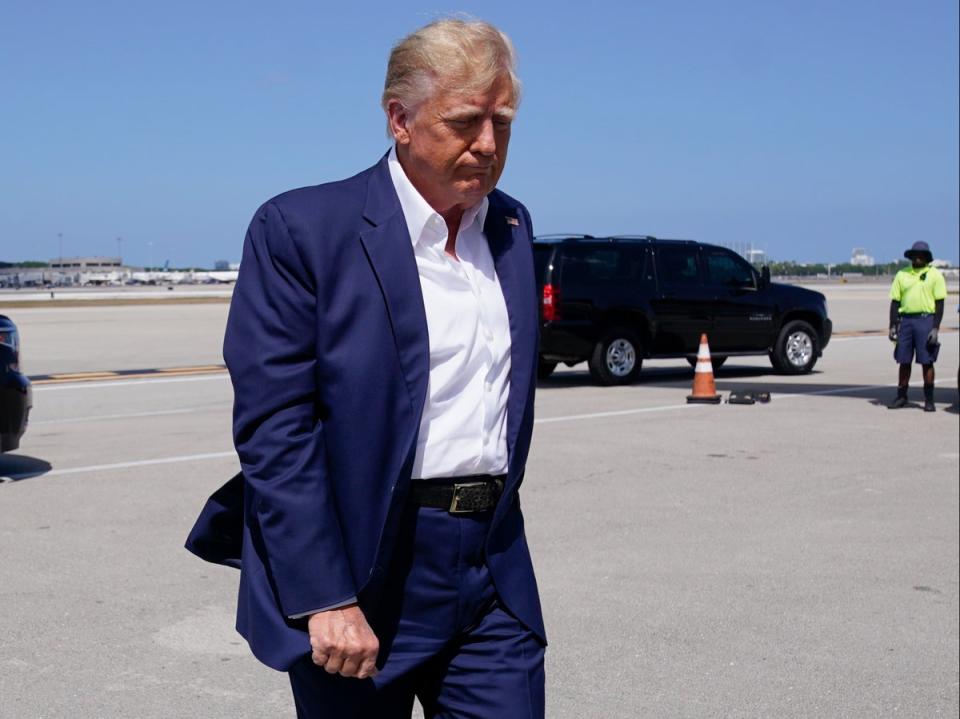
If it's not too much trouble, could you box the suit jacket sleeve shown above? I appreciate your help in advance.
[224,201,356,616]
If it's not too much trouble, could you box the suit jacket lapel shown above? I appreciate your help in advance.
[359,157,430,426]
[486,201,536,477]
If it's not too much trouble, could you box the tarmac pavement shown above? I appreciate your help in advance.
[0,286,957,718]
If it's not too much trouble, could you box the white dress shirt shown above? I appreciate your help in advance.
[387,147,512,480]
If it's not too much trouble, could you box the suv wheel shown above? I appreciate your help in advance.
[537,359,558,380]
[588,330,642,385]
[771,320,819,374]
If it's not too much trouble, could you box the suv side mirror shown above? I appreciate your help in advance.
[759,265,771,289]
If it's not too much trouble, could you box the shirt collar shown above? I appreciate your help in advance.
[387,145,488,250]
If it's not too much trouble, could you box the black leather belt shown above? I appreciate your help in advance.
[409,475,505,514]
[900,312,933,318]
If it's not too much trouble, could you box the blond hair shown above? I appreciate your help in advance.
[382,18,521,126]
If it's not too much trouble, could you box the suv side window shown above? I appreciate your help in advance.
[704,249,755,288]
[561,247,619,285]
[655,245,700,286]
[561,246,650,286]
[617,246,652,284]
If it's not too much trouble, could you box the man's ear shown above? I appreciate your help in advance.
[387,100,411,145]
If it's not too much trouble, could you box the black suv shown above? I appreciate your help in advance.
[534,236,832,385]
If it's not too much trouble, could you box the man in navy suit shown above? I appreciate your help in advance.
[187,17,545,718]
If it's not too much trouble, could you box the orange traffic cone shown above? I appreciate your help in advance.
[687,334,722,404]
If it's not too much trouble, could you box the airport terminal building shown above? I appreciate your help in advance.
[48,256,123,271]
[0,255,239,287]
[0,256,128,287]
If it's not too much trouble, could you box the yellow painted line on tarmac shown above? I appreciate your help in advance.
[47,369,222,382]
[156,365,225,373]
[48,371,119,379]
[832,329,884,337]
[33,377,116,385]
[34,375,230,392]
[30,364,227,385]
[33,374,141,385]
[149,368,227,377]
[833,326,958,338]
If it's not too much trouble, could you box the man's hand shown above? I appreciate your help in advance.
[926,327,939,347]
[888,324,899,343]
[307,604,379,679]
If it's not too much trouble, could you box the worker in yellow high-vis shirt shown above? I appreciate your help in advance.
[888,241,947,412]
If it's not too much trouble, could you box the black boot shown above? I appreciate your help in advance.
[888,386,908,409]
[923,384,936,412]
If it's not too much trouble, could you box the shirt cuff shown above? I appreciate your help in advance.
[288,596,358,619]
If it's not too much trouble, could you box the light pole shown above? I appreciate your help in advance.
[57,232,63,285]
[116,236,124,283]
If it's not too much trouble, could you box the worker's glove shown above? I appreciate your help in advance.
[926,327,939,347]
[888,324,899,343]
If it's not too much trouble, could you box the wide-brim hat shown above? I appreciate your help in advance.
[904,241,933,262]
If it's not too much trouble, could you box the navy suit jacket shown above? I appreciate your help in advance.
[186,155,545,671]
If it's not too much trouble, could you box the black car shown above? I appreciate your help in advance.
[534,236,832,385]
[0,315,32,452]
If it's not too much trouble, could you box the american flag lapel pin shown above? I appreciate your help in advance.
[505,216,519,227]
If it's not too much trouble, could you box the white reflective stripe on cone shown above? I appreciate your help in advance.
[695,361,714,373]
[697,344,711,359]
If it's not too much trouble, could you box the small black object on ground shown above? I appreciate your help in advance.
[727,390,755,405]
[726,390,773,405]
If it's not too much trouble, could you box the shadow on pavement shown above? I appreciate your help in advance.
[711,382,954,405]
[0,454,53,482]
[866,391,959,408]
[539,365,960,408]
[539,365,817,390]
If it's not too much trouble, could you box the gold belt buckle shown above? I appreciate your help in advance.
[449,481,490,514]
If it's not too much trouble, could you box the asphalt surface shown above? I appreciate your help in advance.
[1,284,958,718]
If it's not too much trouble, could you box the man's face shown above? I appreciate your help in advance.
[911,255,928,269]
[390,74,514,215]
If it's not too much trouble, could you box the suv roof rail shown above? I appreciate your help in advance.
[534,233,595,240]
[608,234,658,240]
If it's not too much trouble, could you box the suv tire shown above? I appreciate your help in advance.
[771,320,819,374]
[588,330,642,385]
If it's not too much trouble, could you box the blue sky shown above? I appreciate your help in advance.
[1,0,957,267]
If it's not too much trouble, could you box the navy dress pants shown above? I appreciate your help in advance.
[288,500,545,718]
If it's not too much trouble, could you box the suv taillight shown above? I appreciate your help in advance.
[542,283,560,321]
